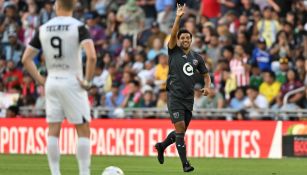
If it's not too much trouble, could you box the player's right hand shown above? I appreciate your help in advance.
[176,3,185,17]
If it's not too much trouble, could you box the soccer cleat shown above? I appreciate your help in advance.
[183,162,194,172]
[155,143,164,164]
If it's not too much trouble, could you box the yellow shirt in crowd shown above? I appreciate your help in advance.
[259,81,281,103]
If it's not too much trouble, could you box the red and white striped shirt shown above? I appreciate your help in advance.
[230,57,250,87]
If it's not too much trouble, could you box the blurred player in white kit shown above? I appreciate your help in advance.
[22,0,97,175]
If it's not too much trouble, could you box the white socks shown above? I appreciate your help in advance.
[47,136,91,175]
[47,136,61,175]
[76,137,91,175]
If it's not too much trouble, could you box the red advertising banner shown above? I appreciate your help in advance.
[0,119,282,158]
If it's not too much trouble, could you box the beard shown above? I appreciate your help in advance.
[180,42,191,50]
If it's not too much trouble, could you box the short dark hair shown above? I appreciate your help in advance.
[58,0,75,11]
[247,86,259,92]
[130,80,140,87]
[177,29,192,39]
[264,70,276,79]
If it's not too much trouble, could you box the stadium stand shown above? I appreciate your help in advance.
[0,0,306,120]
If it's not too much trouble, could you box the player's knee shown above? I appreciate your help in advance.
[75,123,90,138]
[174,121,186,133]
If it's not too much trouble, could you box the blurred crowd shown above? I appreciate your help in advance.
[0,0,306,119]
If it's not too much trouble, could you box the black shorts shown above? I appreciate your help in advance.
[167,93,193,126]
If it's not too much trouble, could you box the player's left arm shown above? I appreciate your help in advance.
[22,30,45,86]
[78,25,97,90]
[196,54,211,96]
[202,73,211,96]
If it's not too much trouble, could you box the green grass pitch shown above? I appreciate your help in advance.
[0,154,306,175]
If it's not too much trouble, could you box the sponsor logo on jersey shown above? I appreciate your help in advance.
[183,63,194,76]
[193,59,198,66]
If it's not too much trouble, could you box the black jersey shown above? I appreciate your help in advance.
[166,45,208,100]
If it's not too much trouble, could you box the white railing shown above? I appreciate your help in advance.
[283,86,305,105]
[16,107,307,120]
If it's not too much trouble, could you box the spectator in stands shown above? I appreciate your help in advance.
[237,32,254,56]
[259,71,281,105]
[138,21,166,49]
[116,0,145,36]
[275,57,289,84]
[199,0,220,24]
[249,63,263,88]
[0,58,6,80]
[105,81,125,108]
[138,60,155,86]
[39,0,56,25]
[219,0,239,16]
[120,71,134,96]
[88,85,101,107]
[193,83,206,110]
[132,52,145,74]
[22,0,39,45]
[223,70,236,100]
[3,31,24,66]
[91,0,111,16]
[202,25,216,45]
[229,87,246,110]
[85,11,106,52]
[220,10,240,34]
[105,10,119,38]
[268,0,292,18]
[207,33,221,68]
[122,80,142,108]
[6,105,19,118]
[256,6,280,48]
[140,88,156,108]
[184,15,198,36]
[221,45,234,62]
[147,38,167,61]
[20,73,36,98]
[154,54,168,90]
[118,37,133,65]
[156,89,167,109]
[0,3,20,45]
[244,86,269,119]
[279,69,304,108]
[155,0,174,33]
[2,60,23,92]
[191,34,206,53]
[92,63,112,93]
[137,0,157,28]
[270,31,293,61]
[295,57,305,82]
[240,0,260,17]
[251,38,271,72]
[230,44,250,87]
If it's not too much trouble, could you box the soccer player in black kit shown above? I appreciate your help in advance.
[155,4,211,172]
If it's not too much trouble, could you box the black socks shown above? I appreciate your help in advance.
[175,133,188,165]
[161,130,176,150]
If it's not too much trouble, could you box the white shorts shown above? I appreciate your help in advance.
[45,76,91,124]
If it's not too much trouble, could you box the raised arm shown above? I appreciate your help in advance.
[168,4,185,49]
